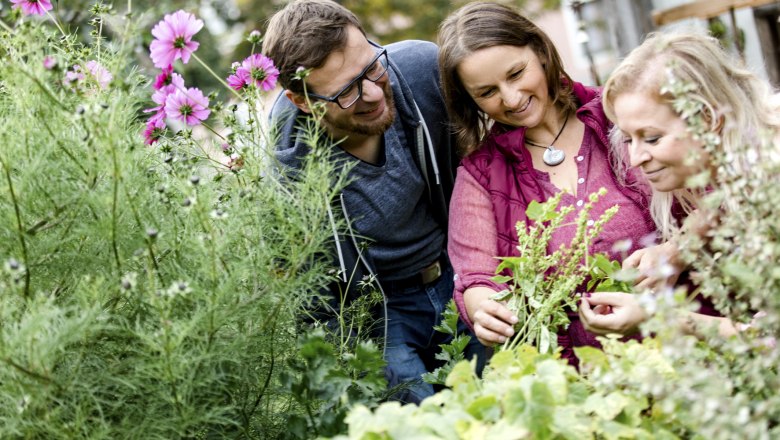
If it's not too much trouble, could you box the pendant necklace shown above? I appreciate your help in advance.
[525,112,569,166]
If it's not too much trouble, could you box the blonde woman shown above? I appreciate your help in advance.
[580,31,780,337]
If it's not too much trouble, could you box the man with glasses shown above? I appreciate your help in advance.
[263,0,484,404]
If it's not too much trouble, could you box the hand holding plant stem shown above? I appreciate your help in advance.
[490,188,619,354]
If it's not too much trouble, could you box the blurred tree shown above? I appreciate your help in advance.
[54,0,562,100]
[233,0,561,47]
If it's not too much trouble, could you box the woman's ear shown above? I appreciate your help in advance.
[286,90,313,114]
[713,113,725,134]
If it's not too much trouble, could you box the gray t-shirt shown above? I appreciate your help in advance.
[335,117,444,281]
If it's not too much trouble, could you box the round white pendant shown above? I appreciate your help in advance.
[543,147,565,166]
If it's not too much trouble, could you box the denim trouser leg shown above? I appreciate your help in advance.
[382,262,486,404]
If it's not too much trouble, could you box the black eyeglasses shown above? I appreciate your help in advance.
[306,43,388,109]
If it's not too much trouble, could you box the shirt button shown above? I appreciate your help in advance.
[587,219,595,226]
[577,156,584,162]
[576,200,584,207]
[577,177,585,184]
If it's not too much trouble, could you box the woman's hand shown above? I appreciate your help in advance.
[579,292,648,336]
[463,286,518,346]
[622,241,684,290]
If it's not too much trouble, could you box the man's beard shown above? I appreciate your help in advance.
[323,82,396,137]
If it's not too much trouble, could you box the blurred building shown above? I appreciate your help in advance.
[534,0,780,87]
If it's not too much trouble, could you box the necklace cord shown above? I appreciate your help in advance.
[525,111,569,149]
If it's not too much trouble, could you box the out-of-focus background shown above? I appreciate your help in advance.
[71,0,780,91]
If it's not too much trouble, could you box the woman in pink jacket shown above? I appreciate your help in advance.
[437,2,656,365]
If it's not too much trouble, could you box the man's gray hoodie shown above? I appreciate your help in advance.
[270,40,458,328]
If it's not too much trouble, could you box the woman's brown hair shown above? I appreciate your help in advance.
[438,1,576,156]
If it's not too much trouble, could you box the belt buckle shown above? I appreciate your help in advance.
[420,260,442,284]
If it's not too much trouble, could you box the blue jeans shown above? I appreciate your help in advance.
[381,260,486,404]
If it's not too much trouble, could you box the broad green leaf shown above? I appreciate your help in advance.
[490,286,512,301]
[526,200,545,221]
[586,391,629,421]
[527,380,556,439]
[486,419,531,440]
[467,394,501,422]
[485,349,515,376]
[593,253,614,273]
[552,407,595,440]
[599,420,638,440]
[568,381,592,405]
[575,346,610,372]
[502,387,528,421]
[445,359,478,391]
[539,325,551,354]
[535,359,569,404]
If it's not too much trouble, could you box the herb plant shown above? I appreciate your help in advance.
[490,188,619,354]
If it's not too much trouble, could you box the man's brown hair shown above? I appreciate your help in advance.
[262,0,365,94]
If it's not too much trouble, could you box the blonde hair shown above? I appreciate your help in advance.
[603,31,780,240]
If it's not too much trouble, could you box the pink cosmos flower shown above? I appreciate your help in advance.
[153,65,174,90]
[227,68,251,91]
[143,117,166,145]
[84,60,113,89]
[164,87,210,126]
[149,10,204,69]
[144,72,185,124]
[43,56,57,70]
[152,72,185,106]
[227,54,279,91]
[64,67,85,87]
[11,0,52,16]
[65,61,113,90]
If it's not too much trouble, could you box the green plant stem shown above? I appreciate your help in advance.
[40,118,90,178]
[0,17,13,33]
[15,67,67,111]
[109,126,123,273]
[200,121,227,141]
[45,10,68,39]
[121,185,163,285]
[191,52,243,100]
[1,156,31,299]
[4,357,61,390]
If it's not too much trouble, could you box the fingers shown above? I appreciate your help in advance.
[634,277,659,292]
[580,293,645,336]
[579,298,611,334]
[622,248,645,270]
[583,291,629,306]
[472,300,518,345]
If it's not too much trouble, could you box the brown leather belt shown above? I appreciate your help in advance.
[382,256,444,290]
[419,259,443,285]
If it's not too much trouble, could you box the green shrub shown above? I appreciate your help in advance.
[0,7,371,439]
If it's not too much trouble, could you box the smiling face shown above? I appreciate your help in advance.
[612,91,708,192]
[456,45,551,129]
[288,26,395,139]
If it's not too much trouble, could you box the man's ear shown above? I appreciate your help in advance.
[286,90,313,114]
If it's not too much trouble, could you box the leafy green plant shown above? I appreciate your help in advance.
[422,299,473,386]
[586,252,635,293]
[0,5,375,438]
[335,343,669,440]
[281,330,387,439]
[490,188,619,354]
